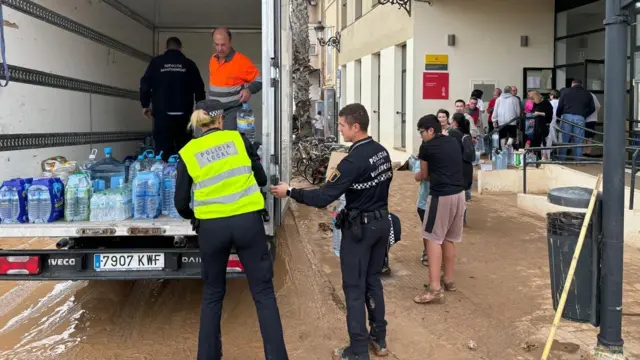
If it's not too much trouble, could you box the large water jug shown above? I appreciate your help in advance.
[90,148,126,190]
[65,171,92,222]
[128,154,145,185]
[237,103,256,142]
[150,152,166,180]
[0,178,31,224]
[163,155,180,217]
[27,178,64,223]
[141,149,156,170]
[491,132,500,150]
[133,172,162,219]
[80,149,98,171]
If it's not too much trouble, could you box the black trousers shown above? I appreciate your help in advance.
[197,211,288,360]
[153,113,192,161]
[340,216,390,356]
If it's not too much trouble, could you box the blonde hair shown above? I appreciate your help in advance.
[529,90,543,103]
[188,110,222,130]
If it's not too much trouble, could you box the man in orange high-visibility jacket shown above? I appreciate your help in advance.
[208,28,262,131]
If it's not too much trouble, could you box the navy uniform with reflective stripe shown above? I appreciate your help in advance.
[289,136,393,358]
[174,103,288,360]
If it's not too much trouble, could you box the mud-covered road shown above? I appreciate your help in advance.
[0,216,346,360]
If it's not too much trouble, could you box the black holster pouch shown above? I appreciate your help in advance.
[346,209,363,242]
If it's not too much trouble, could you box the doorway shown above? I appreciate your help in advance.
[470,80,497,129]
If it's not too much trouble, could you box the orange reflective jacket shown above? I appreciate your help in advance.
[208,49,260,110]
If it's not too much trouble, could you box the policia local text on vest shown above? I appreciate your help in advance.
[174,100,289,360]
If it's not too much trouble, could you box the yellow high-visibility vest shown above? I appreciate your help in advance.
[179,130,264,219]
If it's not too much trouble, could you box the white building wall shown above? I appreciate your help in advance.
[0,1,153,179]
[405,38,417,154]
[345,60,361,105]
[360,54,382,142]
[379,45,402,153]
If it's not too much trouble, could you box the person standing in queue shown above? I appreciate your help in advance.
[140,37,206,161]
[208,28,262,131]
[271,103,392,360]
[174,100,288,360]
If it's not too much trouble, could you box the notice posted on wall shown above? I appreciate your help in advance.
[422,72,449,100]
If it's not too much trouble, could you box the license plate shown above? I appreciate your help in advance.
[93,253,164,271]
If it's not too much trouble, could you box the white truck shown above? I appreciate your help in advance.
[0,0,292,280]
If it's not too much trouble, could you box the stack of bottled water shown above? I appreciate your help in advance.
[132,171,162,219]
[0,178,32,224]
[90,186,132,221]
[162,155,180,217]
[237,103,256,142]
[65,172,92,222]
[27,178,64,223]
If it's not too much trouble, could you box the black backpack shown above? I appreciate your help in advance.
[461,134,476,164]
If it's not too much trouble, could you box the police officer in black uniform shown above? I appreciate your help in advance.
[271,103,392,360]
[140,36,206,161]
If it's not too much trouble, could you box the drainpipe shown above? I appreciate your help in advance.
[597,0,628,356]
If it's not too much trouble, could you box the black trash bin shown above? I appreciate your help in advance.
[546,187,601,326]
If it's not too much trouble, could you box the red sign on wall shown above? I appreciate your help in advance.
[423,72,449,100]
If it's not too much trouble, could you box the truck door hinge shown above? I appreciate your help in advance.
[270,57,280,88]
[270,154,279,165]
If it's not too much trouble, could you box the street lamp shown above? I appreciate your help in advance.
[314,22,340,53]
[377,0,412,16]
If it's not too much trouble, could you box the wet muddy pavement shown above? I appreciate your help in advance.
[0,216,346,360]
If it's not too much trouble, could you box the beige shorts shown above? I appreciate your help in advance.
[421,192,466,244]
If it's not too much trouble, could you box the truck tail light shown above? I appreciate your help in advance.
[0,256,41,275]
[226,254,244,273]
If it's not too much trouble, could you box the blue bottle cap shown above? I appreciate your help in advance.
[104,147,112,154]
[242,103,249,109]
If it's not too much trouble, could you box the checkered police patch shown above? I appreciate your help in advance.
[328,170,341,182]
[208,109,224,117]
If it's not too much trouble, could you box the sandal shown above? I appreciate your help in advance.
[413,288,445,304]
[421,250,428,266]
[443,281,457,292]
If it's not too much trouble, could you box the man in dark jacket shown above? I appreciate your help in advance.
[556,79,595,161]
[140,37,206,161]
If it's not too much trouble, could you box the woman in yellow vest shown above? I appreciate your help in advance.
[174,99,289,360]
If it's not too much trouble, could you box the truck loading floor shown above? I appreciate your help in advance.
[0,172,639,359]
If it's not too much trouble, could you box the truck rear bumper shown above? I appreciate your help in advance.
[0,248,245,280]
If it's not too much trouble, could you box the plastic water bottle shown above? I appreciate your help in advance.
[491,132,500,150]
[0,179,30,224]
[80,149,98,171]
[163,155,179,217]
[141,150,156,170]
[133,172,161,219]
[331,195,346,257]
[128,154,145,184]
[89,147,126,190]
[237,103,256,142]
[150,152,165,180]
[27,179,61,224]
[65,172,92,222]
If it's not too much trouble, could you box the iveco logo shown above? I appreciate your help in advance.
[182,257,201,263]
[48,258,76,266]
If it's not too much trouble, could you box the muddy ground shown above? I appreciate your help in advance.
[0,171,639,359]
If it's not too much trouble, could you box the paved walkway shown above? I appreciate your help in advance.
[292,171,640,359]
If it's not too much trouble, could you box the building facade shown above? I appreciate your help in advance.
[308,0,640,161]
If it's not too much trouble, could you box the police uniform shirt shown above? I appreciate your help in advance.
[290,136,393,211]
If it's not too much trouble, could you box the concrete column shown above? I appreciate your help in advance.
[361,55,380,140]
[405,38,417,154]
[380,45,402,151]
[345,60,361,105]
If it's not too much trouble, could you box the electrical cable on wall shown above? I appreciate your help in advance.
[0,3,10,87]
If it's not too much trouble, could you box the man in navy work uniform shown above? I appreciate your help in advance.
[271,103,392,360]
[140,36,206,161]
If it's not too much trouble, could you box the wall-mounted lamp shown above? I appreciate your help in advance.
[520,35,529,47]
[307,0,317,5]
[447,34,456,47]
[377,0,412,16]
[314,22,341,52]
